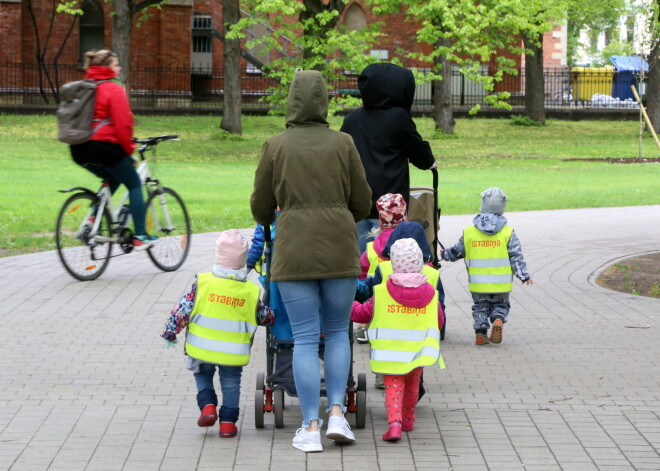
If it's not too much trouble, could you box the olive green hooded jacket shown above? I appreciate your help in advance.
[250,70,372,281]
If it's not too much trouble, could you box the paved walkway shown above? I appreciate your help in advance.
[1,206,659,471]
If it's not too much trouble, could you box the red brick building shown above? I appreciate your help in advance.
[0,0,566,107]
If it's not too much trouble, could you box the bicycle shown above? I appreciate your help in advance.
[55,135,191,281]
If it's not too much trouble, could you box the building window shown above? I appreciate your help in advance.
[344,4,367,32]
[79,0,105,63]
[193,35,212,54]
[192,15,213,72]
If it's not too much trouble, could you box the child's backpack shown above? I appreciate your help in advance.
[56,79,110,145]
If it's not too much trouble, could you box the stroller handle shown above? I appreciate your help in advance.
[264,223,272,244]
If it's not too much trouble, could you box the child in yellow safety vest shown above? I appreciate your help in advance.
[351,238,445,442]
[441,187,532,345]
[355,193,408,345]
[161,229,274,438]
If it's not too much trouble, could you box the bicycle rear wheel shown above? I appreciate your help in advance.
[145,187,191,271]
[55,192,113,281]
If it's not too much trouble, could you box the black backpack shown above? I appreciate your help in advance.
[56,79,111,145]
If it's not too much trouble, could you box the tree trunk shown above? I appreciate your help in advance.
[112,0,134,92]
[432,39,454,134]
[221,0,242,134]
[646,3,660,134]
[523,33,546,124]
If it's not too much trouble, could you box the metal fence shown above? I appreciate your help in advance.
[0,62,645,112]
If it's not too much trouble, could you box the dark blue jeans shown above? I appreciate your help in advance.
[84,156,146,235]
[194,363,243,423]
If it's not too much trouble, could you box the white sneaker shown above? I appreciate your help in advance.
[292,428,323,452]
[325,416,355,443]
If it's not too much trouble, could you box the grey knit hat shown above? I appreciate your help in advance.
[480,187,508,215]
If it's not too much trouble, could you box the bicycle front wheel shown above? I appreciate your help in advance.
[145,187,191,272]
[55,192,113,281]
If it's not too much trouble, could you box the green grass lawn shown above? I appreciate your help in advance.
[1,113,659,257]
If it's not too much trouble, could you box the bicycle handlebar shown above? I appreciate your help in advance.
[135,135,180,157]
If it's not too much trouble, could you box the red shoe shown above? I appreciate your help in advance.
[382,422,402,442]
[402,419,415,432]
[219,421,237,438]
[197,404,217,427]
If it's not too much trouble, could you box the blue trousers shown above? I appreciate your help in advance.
[84,156,147,235]
[194,362,243,423]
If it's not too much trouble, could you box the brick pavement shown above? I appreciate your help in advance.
[0,206,658,471]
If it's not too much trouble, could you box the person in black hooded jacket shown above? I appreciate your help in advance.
[341,62,437,254]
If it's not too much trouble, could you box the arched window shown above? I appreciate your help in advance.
[344,3,366,32]
[79,0,105,63]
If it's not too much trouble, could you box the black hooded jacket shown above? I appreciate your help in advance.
[340,63,436,219]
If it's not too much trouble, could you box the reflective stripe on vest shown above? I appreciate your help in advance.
[185,273,260,366]
[366,242,387,276]
[189,314,257,335]
[367,284,445,374]
[379,261,440,287]
[463,225,513,293]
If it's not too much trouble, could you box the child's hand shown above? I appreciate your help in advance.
[164,339,178,349]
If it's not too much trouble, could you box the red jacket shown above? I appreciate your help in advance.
[350,277,445,330]
[84,66,136,156]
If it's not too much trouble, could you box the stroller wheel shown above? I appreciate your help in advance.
[274,389,284,428]
[255,372,265,429]
[357,373,366,392]
[355,390,366,429]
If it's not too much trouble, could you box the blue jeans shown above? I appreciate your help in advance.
[278,277,356,428]
[356,218,379,255]
[194,363,243,423]
[84,156,147,235]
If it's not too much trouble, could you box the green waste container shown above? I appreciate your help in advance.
[570,66,615,101]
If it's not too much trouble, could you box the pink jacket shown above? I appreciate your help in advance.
[351,275,445,330]
[359,228,394,279]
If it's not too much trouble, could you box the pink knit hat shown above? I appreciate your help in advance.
[377,193,407,229]
[215,229,248,269]
[390,238,423,274]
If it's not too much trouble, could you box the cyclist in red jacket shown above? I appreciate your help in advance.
[69,49,158,250]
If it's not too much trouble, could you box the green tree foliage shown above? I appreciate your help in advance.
[566,0,626,66]
[227,0,383,114]
[368,0,520,113]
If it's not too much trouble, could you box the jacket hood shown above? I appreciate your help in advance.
[285,70,329,128]
[358,63,415,112]
[473,213,508,235]
[372,228,394,257]
[382,221,433,262]
[386,278,435,308]
[84,66,118,81]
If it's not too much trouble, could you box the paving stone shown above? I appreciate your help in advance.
[1,208,659,470]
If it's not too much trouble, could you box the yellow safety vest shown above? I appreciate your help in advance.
[378,261,440,288]
[368,284,445,374]
[366,241,387,276]
[185,273,260,366]
[463,225,513,293]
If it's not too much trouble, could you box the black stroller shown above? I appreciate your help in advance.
[254,226,367,429]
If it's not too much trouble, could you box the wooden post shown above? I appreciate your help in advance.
[631,85,660,152]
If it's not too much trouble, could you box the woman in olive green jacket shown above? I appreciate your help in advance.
[251,70,371,453]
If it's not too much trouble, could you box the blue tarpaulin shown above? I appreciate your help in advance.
[610,56,648,100]
[610,55,649,72]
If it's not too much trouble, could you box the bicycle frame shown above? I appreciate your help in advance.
[84,158,168,245]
